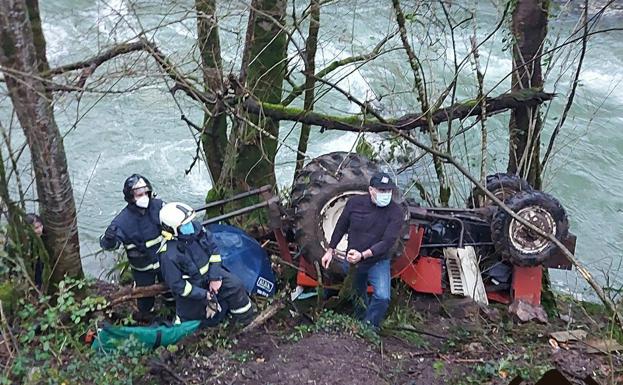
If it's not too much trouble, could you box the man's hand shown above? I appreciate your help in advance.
[346,249,363,264]
[209,280,222,294]
[321,249,333,269]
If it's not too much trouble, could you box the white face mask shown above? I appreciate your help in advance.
[375,191,392,207]
[135,195,149,208]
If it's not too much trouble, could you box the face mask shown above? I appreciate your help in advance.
[135,195,149,208]
[179,222,195,235]
[375,191,392,207]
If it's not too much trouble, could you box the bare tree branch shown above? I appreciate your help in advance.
[47,41,149,76]
[281,31,398,106]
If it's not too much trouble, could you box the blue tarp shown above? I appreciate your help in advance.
[207,224,276,297]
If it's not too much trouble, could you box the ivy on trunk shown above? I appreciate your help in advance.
[0,0,84,287]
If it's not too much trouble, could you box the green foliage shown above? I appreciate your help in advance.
[229,349,254,363]
[287,310,380,345]
[0,278,18,318]
[105,253,133,284]
[1,276,152,385]
[472,354,551,384]
[442,326,472,352]
[9,336,151,385]
[381,283,428,347]
[355,135,376,160]
[432,360,445,377]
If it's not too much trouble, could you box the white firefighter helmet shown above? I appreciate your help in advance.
[159,202,197,236]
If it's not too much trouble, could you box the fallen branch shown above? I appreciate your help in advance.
[105,283,168,309]
[238,300,285,335]
[384,325,447,340]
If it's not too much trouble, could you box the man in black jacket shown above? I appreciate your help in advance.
[321,172,404,329]
[100,174,165,315]
[158,202,254,325]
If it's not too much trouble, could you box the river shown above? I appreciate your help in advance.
[1,0,622,298]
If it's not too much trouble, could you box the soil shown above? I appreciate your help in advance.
[132,292,622,385]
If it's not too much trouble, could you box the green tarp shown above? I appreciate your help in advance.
[92,320,201,352]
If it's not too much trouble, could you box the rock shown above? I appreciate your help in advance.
[549,329,587,343]
[559,314,574,324]
[508,300,548,323]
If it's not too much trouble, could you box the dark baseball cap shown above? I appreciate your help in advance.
[369,172,397,189]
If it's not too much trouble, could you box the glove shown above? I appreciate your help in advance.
[205,291,221,319]
[104,225,118,241]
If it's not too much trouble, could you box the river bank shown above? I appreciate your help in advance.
[2,277,621,385]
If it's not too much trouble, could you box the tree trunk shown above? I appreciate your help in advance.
[294,0,320,176]
[232,0,287,190]
[507,0,549,189]
[196,0,228,183]
[0,0,83,286]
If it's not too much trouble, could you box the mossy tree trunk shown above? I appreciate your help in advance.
[0,0,83,286]
[226,0,286,190]
[507,0,549,189]
[196,0,228,183]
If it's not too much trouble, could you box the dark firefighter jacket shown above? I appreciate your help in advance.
[157,223,223,319]
[100,198,164,271]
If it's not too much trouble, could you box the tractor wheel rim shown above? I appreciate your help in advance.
[320,190,366,256]
[508,205,556,254]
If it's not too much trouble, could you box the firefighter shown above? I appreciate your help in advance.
[321,172,404,330]
[157,202,254,325]
[100,174,166,316]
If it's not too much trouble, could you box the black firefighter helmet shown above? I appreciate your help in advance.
[123,174,153,203]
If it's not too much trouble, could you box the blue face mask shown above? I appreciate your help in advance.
[179,222,195,235]
[375,191,392,207]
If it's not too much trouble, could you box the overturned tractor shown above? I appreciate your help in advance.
[283,152,575,307]
[194,151,575,309]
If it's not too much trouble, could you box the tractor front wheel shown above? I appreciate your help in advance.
[467,173,532,208]
[490,191,569,266]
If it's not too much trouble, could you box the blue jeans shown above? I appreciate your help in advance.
[342,259,391,329]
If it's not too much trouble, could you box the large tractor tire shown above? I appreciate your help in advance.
[467,173,532,208]
[290,152,382,278]
[490,190,569,266]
